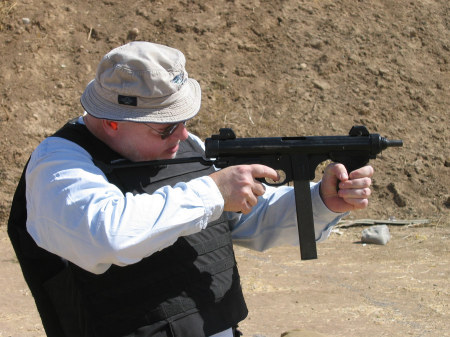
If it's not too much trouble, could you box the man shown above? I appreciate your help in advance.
[8,41,373,337]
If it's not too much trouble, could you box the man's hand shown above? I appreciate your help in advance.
[210,164,279,214]
[320,163,374,213]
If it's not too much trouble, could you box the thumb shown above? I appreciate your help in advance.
[321,163,348,197]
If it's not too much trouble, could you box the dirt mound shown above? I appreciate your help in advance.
[1,0,448,225]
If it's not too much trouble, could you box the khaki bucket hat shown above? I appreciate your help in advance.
[81,41,201,123]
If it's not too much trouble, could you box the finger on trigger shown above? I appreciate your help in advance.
[251,164,279,182]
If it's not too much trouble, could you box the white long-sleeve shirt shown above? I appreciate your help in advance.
[25,118,344,275]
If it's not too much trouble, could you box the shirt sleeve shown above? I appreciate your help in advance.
[229,182,347,251]
[25,136,224,274]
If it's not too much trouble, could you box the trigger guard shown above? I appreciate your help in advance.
[256,177,287,187]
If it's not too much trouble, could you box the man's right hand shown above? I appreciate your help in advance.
[209,164,279,214]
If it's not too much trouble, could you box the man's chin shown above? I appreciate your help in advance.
[157,152,178,160]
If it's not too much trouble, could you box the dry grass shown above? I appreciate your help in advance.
[0,0,16,31]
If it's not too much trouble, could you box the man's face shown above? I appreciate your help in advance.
[112,121,189,162]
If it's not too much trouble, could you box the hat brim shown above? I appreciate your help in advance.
[80,78,201,123]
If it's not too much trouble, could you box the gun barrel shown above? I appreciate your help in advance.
[380,137,403,150]
[206,135,404,157]
[386,139,403,147]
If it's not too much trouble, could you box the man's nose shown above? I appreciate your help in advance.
[173,122,189,141]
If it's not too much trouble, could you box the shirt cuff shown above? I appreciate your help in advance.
[188,176,224,222]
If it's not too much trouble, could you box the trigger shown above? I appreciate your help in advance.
[258,169,287,186]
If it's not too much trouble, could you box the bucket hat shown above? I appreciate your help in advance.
[81,41,201,123]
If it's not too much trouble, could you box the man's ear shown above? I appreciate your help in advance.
[110,121,118,130]
[103,120,119,134]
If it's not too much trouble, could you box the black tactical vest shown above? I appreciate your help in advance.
[8,120,248,337]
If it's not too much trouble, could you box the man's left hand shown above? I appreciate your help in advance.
[320,163,374,213]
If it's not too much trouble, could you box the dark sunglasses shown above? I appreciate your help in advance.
[144,121,187,140]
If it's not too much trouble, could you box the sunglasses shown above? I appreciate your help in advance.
[144,121,187,140]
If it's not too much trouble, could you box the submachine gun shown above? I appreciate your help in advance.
[100,125,403,260]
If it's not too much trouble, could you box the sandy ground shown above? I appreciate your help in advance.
[1,223,449,337]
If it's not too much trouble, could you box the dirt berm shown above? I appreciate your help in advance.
[0,0,448,336]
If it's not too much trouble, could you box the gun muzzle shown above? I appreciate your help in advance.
[382,138,403,148]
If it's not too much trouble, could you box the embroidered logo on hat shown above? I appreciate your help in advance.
[171,73,186,85]
[118,95,137,106]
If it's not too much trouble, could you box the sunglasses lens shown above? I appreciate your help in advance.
[146,121,186,139]
[161,123,181,139]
